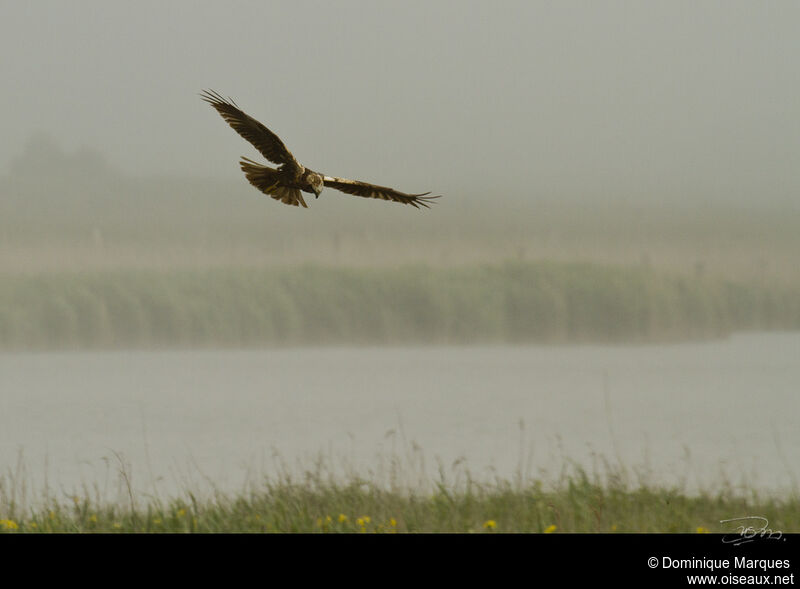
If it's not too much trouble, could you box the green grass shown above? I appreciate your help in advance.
[1,464,797,533]
[2,261,799,350]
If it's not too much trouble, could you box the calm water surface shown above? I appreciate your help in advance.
[1,332,798,499]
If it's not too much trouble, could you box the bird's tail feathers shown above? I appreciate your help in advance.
[239,157,307,208]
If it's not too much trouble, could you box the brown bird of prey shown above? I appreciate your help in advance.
[200,90,439,209]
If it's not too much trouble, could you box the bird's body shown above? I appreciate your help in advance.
[200,90,439,209]
[239,156,318,208]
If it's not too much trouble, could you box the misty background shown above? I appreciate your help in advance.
[2,0,799,346]
[2,1,799,202]
[1,2,799,501]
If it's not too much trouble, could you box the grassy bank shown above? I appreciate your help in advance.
[2,261,799,350]
[1,467,797,533]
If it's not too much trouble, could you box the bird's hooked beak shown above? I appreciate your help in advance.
[309,173,323,198]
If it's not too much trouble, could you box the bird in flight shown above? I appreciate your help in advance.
[200,90,440,209]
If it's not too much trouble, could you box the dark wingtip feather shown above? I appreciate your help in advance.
[410,194,441,209]
[199,89,239,108]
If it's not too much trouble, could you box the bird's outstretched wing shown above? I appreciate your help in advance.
[200,89,301,172]
[321,175,440,209]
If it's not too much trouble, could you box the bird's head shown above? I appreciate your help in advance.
[309,173,324,198]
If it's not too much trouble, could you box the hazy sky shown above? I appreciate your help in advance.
[2,1,799,204]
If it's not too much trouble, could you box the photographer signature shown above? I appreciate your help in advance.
[719,516,783,546]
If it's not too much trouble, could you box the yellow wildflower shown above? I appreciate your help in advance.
[483,520,497,529]
[389,518,397,527]
[356,516,371,533]
[177,509,186,517]
[338,514,348,523]
[0,520,19,530]
[544,524,557,534]
[696,526,709,534]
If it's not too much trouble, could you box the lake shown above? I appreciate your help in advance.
[1,332,798,501]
